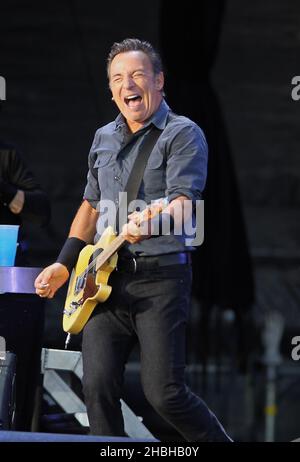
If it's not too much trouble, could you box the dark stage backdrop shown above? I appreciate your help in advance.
[1,1,300,354]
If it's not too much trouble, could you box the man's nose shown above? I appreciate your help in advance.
[123,76,135,89]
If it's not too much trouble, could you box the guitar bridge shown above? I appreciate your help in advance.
[64,298,84,316]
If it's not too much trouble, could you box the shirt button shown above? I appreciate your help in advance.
[115,198,119,205]
[114,175,120,181]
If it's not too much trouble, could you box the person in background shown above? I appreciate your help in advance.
[0,101,51,430]
[0,140,50,222]
[0,136,51,263]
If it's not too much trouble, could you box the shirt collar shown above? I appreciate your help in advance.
[114,99,170,132]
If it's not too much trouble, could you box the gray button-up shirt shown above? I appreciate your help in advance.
[83,100,207,256]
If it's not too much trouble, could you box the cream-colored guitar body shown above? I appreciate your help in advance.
[63,226,118,334]
[62,197,168,334]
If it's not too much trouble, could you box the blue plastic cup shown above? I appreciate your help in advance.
[0,225,20,266]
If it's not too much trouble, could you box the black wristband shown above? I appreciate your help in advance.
[56,237,86,274]
[0,181,18,205]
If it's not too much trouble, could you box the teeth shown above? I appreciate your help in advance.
[126,95,139,100]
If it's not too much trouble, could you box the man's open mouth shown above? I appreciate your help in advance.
[124,95,142,108]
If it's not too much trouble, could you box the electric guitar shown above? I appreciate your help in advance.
[63,198,168,335]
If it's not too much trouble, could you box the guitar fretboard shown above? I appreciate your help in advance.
[95,234,125,272]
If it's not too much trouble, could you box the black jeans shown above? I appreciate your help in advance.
[82,263,230,442]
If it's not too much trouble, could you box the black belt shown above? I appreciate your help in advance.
[116,252,191,274]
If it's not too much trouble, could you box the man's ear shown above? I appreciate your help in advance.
[109,87,115,101]
[155,72,164,91]
[108,80,114,100]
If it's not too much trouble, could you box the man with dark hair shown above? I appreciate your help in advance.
[107,38,164,77]
[35,38,232,442]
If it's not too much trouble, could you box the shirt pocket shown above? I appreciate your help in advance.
[93,150,114,193]
[94,150,113,168]
[146,151,164,170]
[144,151,165,195]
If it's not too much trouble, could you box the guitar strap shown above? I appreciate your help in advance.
[115,126,162,232]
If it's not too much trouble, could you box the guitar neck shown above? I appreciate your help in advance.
[95,234,126,271]
[93,198,168,273]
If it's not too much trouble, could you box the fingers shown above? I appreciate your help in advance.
[127,221,141,236]
[36,282,57,299]
[127,211,140,225]
[121,222,143,244]
[35,270,50,287]
[36,284,56,298]
[35,269,53,298]
[47,289,55,299]
[127,211,138,220]
[35,282,50,298]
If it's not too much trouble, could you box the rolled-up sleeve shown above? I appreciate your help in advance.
[83,130,101,209]
[166,123,208,203]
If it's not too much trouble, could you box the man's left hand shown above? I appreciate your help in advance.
[121,219,150,244]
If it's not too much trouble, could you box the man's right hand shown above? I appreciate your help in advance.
[34,262,70,299]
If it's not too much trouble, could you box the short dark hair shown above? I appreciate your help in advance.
[107,38,163,79]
